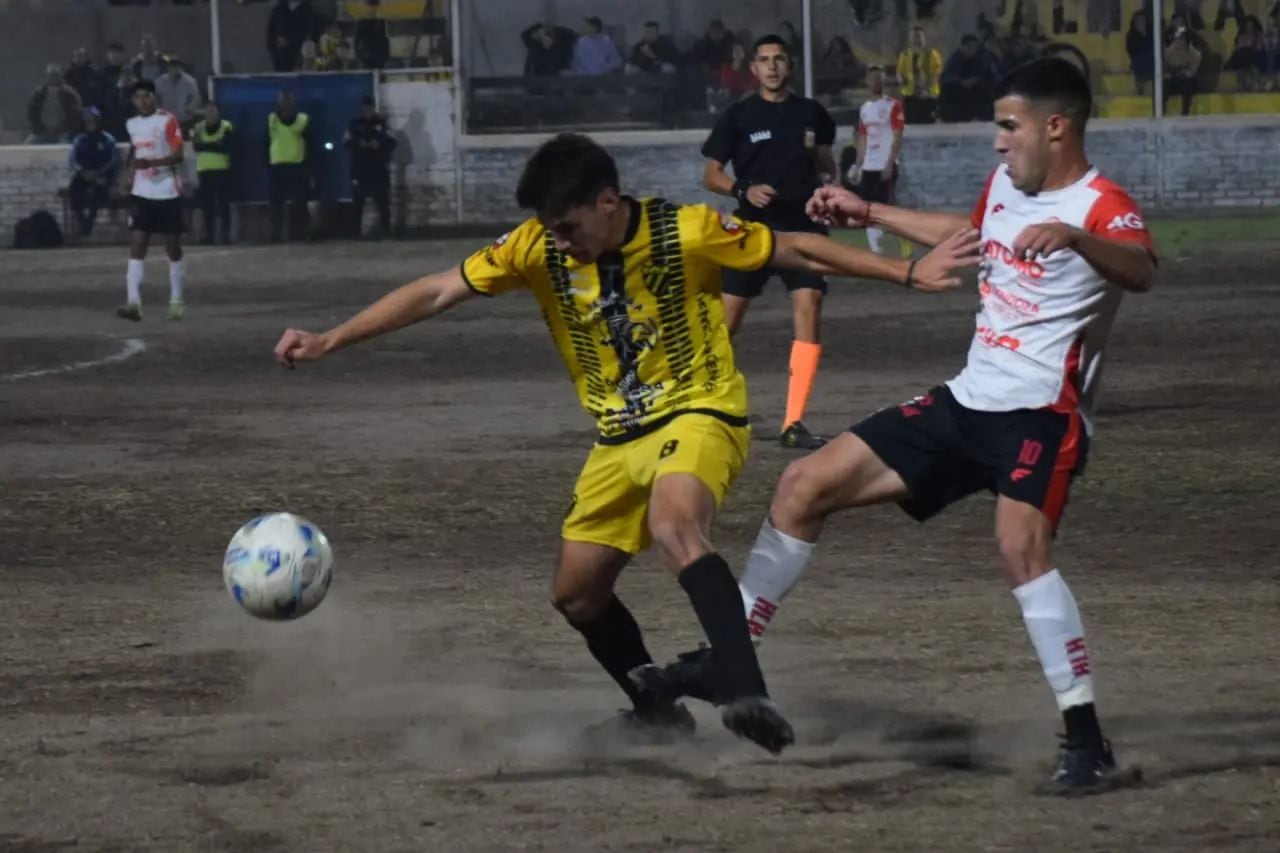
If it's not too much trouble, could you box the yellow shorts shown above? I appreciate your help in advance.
[562,414,750,555]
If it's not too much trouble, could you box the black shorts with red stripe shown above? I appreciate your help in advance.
[849,384,1089,531]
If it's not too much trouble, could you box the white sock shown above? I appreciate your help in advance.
[168,259,185,304]
[126,259,144,305]
[1013,569,1095,711]
[740,520,815,639]
[866,227,884,253]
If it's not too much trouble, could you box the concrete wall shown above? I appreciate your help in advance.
[4,90,1278,245]
[448,113,1280,226]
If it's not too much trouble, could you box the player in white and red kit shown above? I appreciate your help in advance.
[117,79,187,322]
[846,64,904,255]
[634,59,1157,794]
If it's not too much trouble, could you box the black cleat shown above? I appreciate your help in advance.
[582,702,696,748]
[629,645,718,705]
[722,695,795,755]
[1036,736,1137,796]
[780,421,827,450]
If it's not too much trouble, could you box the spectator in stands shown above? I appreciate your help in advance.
[68,107,121,237]
[940,35,995,122]
[1215,0,1248,32]
[332,40,360,71]
[1002,26,1040,73]
[626,21,680,75]
[316,21,345,70]
[103,67,137,140]
[298,39,320,71]
[692,19,736,78]
[1164,25,1202,114]
[156,57,201,128]
[816,36,863,95]
[1126,10,1156,95]
[26,63,83,144]
[355,0,391,70]
[102,43,128,93]
[133,34,165,83]
[719,42,756,100]
[521,22,576,77]
[1173,0,1206,30]
[66,47,104,111]
[1086,0,1122,35]
[570,17,623,76]
[1225,15,1266,90]
[778,20,803,72]
[897,26,942,124]
[1265,17,1280,90]
[1168,12,1209,51]
[980,32,1006,79]
[268,0,322,73]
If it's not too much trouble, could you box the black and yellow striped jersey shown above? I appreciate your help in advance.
[460,197,775,443]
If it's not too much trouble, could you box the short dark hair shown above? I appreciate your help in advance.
[961,34,980,46]
[753,34,787,56]
[993,57,1093,132]
[585,16,602,31]
[107,41,124,52]
[132,79,156,94]
[644,20,660,29]
[516,133,619,216]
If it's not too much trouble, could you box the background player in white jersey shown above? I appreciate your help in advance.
[117,79,186,322]
[636,59,1157,795]
[843,64,905,257]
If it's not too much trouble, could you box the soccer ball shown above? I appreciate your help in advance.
[222,512,334,620]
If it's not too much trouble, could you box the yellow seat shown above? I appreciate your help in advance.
[1097,94,1154,118]
[342,0,442,20]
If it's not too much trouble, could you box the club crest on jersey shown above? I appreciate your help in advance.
[749,130,772,143]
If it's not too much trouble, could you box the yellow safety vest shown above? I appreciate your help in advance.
[194,119,233,172]
[268,112,309,166]
[897,48,942,98]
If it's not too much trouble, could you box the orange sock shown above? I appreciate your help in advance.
[784,340,822,430]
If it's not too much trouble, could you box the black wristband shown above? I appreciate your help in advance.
[731,178,749,201]
[904,259,919,289]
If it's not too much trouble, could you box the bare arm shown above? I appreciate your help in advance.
[867,203,970,248]
[814,145,837,185]
[887,128,903,174]
[1013,224,1156,294]
[773,231,908,282]
[1074,233,1156,293]
[771,228,980,292]
[702,159,736,197]
[275,266,476,364]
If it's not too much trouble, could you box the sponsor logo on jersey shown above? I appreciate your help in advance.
[1106,212,1145,231]
[983,240,1045,280]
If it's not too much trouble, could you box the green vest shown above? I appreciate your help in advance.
[269,112,309,165]
[195,119,233,172]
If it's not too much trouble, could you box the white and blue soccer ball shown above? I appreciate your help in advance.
[222,512,334,620]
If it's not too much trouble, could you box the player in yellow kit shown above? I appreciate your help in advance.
[274,133,977,754]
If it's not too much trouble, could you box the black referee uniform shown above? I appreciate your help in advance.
[701,93,836,297]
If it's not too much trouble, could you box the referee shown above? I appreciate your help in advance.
[701,34,837,450]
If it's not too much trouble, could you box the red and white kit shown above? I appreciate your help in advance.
[126,110,183,200]
[949,164,1156,430]
[855,96,904,172]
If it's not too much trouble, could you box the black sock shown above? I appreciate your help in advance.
[678,553,768,701]
[1063,702,1104,746]
[567,596,656,712]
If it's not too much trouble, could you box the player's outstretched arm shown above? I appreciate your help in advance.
[772,227,981,292]
[274,265,475,366]
[807,185,969,248]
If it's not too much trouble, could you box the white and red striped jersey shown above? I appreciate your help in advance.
[855,96,904,172]
[126,109,183,200]
[946,165,1155,432]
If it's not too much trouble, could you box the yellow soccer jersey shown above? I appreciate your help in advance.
[461,197,775,443]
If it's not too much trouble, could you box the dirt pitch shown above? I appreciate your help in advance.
[1,235,1277,852]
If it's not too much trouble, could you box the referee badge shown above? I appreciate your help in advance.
[804,128,815,148]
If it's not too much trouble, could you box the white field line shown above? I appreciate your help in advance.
[1,338,146,382]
